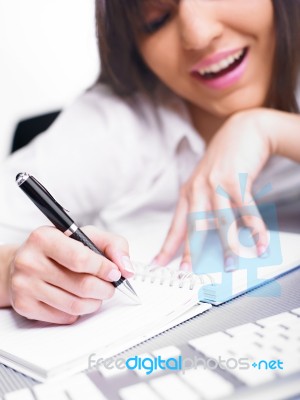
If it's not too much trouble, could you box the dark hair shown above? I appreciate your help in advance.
[95,0,300,112]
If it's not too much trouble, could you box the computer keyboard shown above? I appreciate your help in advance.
[2,308,300,400]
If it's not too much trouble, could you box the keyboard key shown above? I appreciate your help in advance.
[119,383,161,400]
[189,332,231,356]
[234,343,266,360]
[231,365,275,387]
[98,363,128,378]
[292,307,300,316]
[257,312,298,328]
[64,374,108,400]
[226,323,263,338]
[149,375,198,400]
[4,389,34,400]
[33,384,68,400]
[181,367,234,399]
[151,345,181,359]
[275,357,300,377]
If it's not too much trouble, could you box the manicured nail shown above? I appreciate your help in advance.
[151,257,162,266]
[224,256,238,272]
[108,269,121,282]
[148,257,163,271]
[122,256,135,273]
[180,262,191,271]
[258,245,268,258]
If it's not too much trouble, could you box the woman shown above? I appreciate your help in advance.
[0,0,299,323]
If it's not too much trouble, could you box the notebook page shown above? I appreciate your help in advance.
[0,274,206,381]
[0,309,50,339]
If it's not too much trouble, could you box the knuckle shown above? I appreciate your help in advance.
[96,258,106,277]
[13,297,28,316]
[78,275,93,297]
[190,181,199,195]
[28,228,47,247]
[69,298,84,315]
[14,250,32,271]
[207,172,221,190]
[11,274,27,294]
[70,247,90,271]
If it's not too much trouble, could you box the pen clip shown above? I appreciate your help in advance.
[31,176,70,213]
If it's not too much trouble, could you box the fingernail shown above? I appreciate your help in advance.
[107,269,121,282]
[151,257,162,266]
[224,256,238,272]
[180,262,191,271]
[122,256,135,273]
[258,245,268,258]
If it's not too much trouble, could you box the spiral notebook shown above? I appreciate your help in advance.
[0,266,212,382]
[1,231,299,382]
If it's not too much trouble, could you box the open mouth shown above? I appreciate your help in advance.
[193,47,248,81]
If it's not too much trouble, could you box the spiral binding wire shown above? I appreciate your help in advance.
[132,262,214,290]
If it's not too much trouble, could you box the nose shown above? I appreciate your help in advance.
[178,0,223,51]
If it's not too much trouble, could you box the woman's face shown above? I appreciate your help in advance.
[138,0,275,118]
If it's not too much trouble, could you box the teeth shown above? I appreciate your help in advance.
[198,49,244,76]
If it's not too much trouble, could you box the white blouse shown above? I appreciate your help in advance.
[0,84,299,260]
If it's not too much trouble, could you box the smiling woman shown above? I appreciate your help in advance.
[0,0,300,323]
[97,0,300,113]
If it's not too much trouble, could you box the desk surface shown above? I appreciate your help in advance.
[1,268,300,399]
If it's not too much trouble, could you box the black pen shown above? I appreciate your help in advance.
[16,172,140,304]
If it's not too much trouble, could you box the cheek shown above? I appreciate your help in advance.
[138,32,179,84]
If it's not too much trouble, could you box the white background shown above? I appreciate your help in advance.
[0,0,99,161]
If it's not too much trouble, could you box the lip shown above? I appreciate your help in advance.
[190,47,249,90]
[190,46,246,72]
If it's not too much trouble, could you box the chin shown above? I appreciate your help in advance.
[210,93,266,117]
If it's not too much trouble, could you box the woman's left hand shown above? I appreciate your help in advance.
[154,108,276,271]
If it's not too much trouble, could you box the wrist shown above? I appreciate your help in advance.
[0,245,18,307]
[254,108,279,156]
[230,108,278,156]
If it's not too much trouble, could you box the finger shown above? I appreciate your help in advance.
[238,196,269,257]
[81,226,134,278]
[35,280,104,316]
[27,227,121,282]
[180,238,192,271]
[154,195,188,266]
[12,296,78,325]
[40,259,115,300]
[183,185,211,272]
[211,193,240,272]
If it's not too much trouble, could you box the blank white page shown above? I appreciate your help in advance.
[0,274,209,381]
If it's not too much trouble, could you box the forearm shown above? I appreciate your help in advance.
[258,109,300,162]
[0,245,18,307]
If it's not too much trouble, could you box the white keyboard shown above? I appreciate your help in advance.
[3,308,300,400]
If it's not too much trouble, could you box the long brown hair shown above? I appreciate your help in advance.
[95,0,300,113]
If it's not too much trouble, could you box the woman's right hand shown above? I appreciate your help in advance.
[7,226,134,324]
